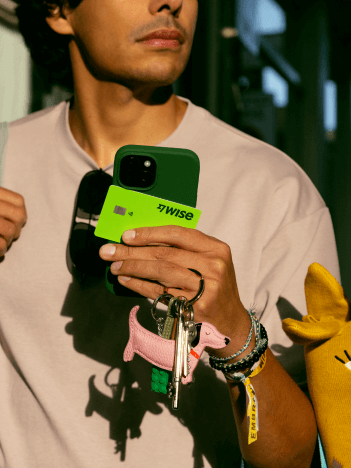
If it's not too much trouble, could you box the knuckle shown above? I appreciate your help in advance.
[207,278,222,297]
[0,218,14,239]
[15,193,25,207]
[195,299,207,314]
[7,224,16,239]
[152,282,165,298]
[141,226,152,241]
[211,257,227,276]
[159,261,176,277]
[125,245,135,258]
[209,280,222,296]
[172,225,185,239]
[0,237,7,252]
[154,245,174,260]
[13,206,25,226]
[124,258,137,272]
[220,241,232,258]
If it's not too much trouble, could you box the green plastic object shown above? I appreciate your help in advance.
[102,145,200,297]
[151,367,170,394]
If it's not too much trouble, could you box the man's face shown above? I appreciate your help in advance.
[64,0,198,89]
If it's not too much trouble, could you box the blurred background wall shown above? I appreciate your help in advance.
[1,0,351,296]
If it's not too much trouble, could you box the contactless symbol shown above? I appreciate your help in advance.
[113,206,126,216]
[335,349,351,370]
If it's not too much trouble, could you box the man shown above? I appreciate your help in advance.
[0,0,338,466]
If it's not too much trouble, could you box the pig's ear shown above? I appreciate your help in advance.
[305,263,349,322]
[282,316,343,345]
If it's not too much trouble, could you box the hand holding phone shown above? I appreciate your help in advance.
[95,144,200,296]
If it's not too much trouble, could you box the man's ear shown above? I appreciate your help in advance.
[45,4,74,36]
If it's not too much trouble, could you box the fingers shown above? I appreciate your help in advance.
[121,225,221,252]
[100,241,196,263]
[112,258,200,293]
[0,187,27,211]
[0,201,27,238]
[0,188,27,256]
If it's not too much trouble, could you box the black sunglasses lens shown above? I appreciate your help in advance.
[70,224,107,275]
[76,170,112,215]
[69,170,113,277]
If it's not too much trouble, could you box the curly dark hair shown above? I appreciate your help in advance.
[14,0,83,91]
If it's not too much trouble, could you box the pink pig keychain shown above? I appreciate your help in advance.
[123,269,230,409]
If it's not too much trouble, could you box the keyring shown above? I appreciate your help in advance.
[187,269,205,306]
[151,293,173,322]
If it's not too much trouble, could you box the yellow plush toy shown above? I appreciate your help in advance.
[282,262,351,468]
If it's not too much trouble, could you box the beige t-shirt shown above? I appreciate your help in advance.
[0,96,339,467]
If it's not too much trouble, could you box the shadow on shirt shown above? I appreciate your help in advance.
[60,276,242,467]
[271,297,308,388]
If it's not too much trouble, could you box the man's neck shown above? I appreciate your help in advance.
[68,84,188,168]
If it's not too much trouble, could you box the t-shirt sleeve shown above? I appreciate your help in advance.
[253,206,340,385]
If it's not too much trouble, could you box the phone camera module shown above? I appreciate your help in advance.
[120,155,156,189]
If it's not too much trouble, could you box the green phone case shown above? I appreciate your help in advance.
[105,144,200,296]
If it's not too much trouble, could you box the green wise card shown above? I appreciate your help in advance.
[94,185,201,243]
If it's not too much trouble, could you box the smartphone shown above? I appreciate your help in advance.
[104,144,200,297]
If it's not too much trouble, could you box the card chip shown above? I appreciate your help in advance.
[114,205,126,216]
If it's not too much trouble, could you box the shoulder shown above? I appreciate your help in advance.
[199,108,310,182]
[193,105,325,215]
[8,101,67,139]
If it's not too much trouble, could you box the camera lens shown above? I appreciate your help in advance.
[119,154,156,188]
[141,170,153,186]
[126,156,140,170]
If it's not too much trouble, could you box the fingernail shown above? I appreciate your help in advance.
[119,276,131,282]
[111,261,123,272]
[101,244,116,256]
[123,230,135,241]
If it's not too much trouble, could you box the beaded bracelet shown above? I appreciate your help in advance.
[209,308,256,362]
[209,322,268,372]
[223,350,267,383]
[212,325,268,372]
[208,315,261,370]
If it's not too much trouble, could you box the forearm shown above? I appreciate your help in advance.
[226,346,317,468]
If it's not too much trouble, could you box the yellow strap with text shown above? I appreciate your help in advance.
[243,351,267,444]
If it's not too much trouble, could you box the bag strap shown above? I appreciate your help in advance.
[0,122,9,187]
[318,433,327,468]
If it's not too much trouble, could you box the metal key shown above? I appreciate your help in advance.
[169,297,187,410]
[183,323,190,377]
[161,296,178,339]
[182,302,197,377]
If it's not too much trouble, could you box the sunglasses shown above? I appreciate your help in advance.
[67,169,113,281]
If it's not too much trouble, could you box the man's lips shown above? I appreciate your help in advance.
[137,29,185,44]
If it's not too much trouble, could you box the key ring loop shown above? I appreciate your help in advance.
[151,293,173,322]
[187,269,205,306]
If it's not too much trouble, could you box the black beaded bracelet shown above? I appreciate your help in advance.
[209,323,268,372]
[209,317,261,370]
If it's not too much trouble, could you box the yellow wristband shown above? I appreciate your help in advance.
[243,351,267,445]
[249,350,267,378]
